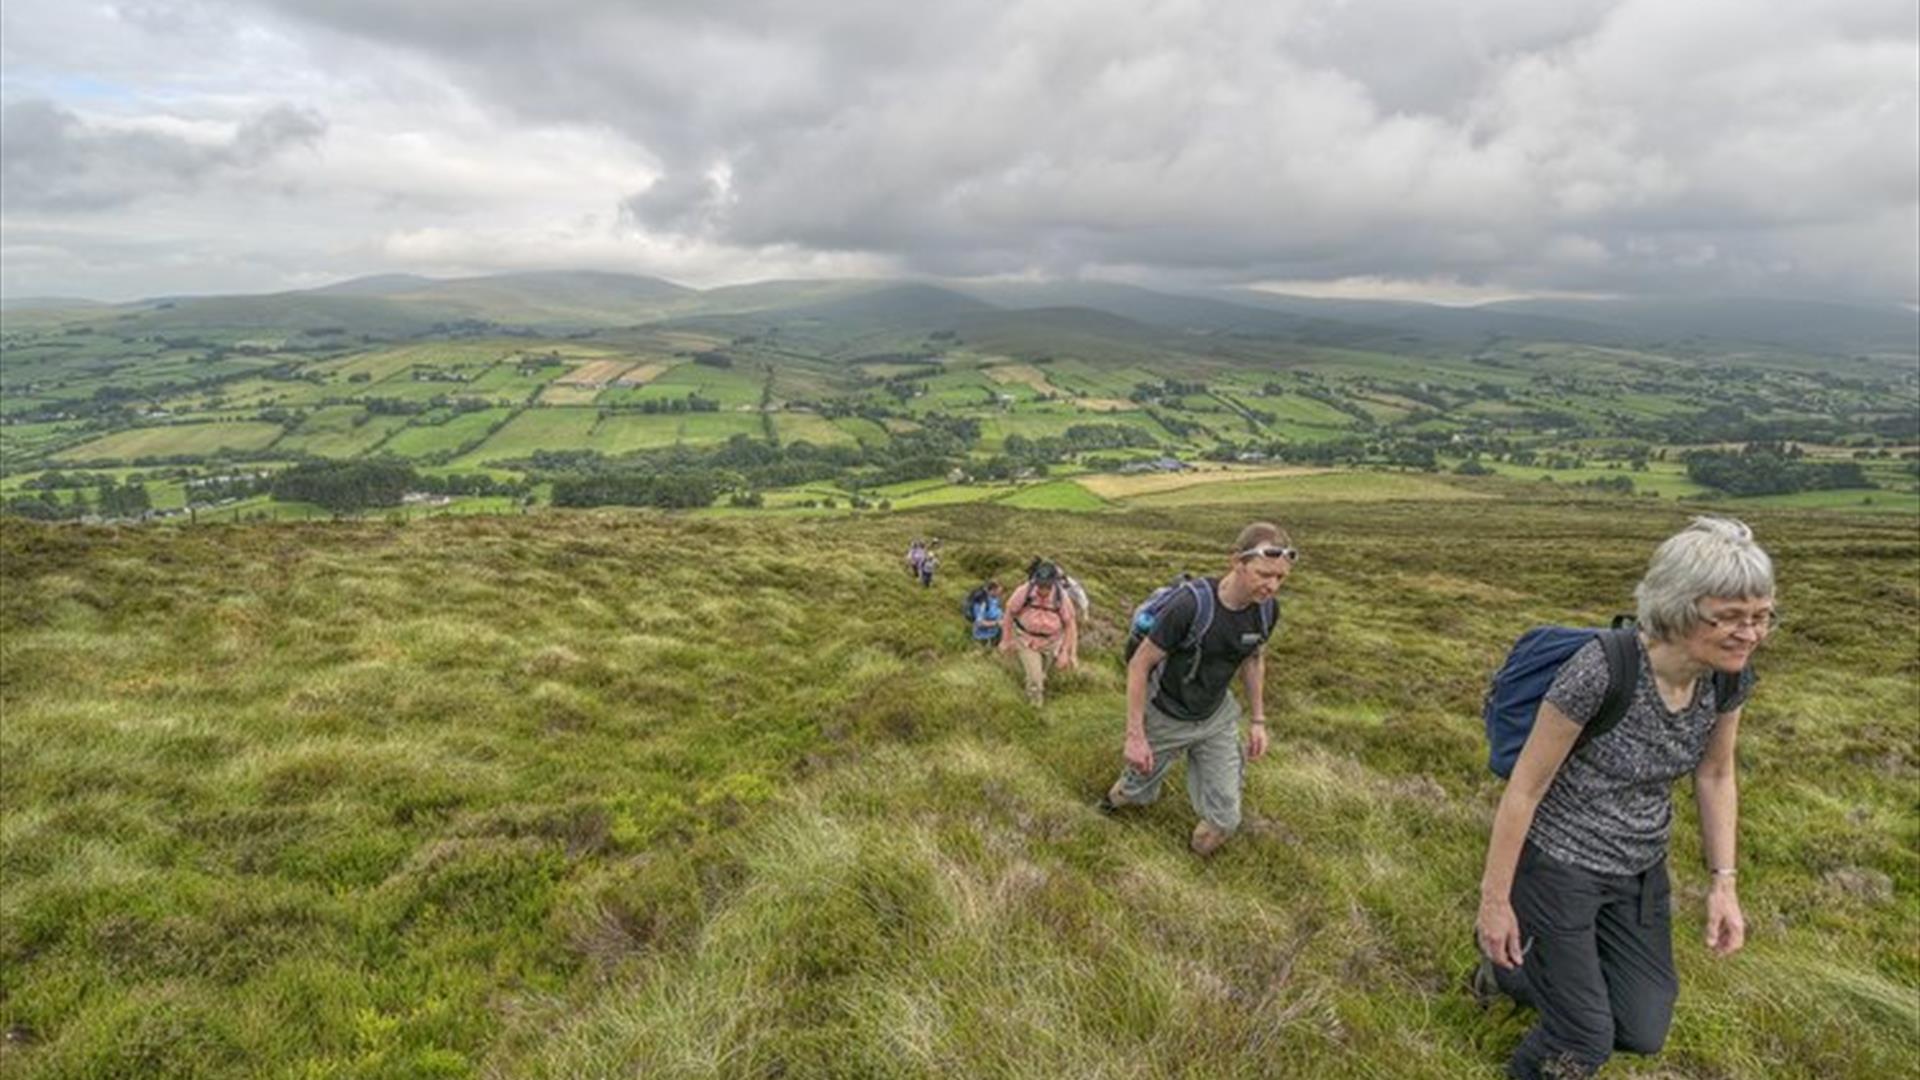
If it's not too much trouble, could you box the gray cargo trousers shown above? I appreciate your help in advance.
[1494,842,1679,1079]
[1109,692,1245,833]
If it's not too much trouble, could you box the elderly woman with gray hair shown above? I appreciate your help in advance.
[1475,517,1775,1080]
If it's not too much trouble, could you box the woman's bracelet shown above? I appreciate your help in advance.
[1709,867,1737,879]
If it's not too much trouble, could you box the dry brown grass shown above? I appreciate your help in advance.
[556,359,637,386]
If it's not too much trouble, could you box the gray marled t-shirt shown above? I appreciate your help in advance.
[1528,638,1754,876]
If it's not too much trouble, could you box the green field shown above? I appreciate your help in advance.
[1,498,1912,1078]
[599,411,767,452]
[276,407,410,458]
[315,342,517,384]
[452,408,599,465]
[380,408,516,459]
[0,421,95,462]
[976,409,1171,452]
[1467,459,1712,499]
[52,421,287,462]
[464,363,563,404]
[605,363,763,408]
[772,411,857,447]
[995,479,1111,511]
[1722,488,1920,515]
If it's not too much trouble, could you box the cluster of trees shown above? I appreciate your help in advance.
[1684,443,1871,496]
[264,460,525,511]
[1129,378,1207,404]
[619,394,720,414]
[1647,405,1919,447]
[4,478,153,521]
[1573,475,1637,494]
[270,461,418,512]
[550,471,723,509]
[981,423,1163,480]
[413,473,527,498]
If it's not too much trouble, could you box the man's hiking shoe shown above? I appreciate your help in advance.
[1099,782,1137,816]
[1189,821,1232,857]
[1468,953,1504,1010]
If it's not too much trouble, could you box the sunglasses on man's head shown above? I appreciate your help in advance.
[1237,545,1299,563]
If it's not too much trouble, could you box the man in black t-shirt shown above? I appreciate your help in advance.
[1102,522,1297,856]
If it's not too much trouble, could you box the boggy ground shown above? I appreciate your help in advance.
[0,497,1913,1078]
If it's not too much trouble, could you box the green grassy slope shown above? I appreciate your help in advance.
[1,497,1913,1078]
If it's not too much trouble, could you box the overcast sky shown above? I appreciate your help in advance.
[2,0,1914,304]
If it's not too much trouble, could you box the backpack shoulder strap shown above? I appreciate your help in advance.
[1185,579,1216,647]
[1710,668,1746,714]
[1581,627,1640,747]
[1256,596,1278,641]
[1178,579,1217,682]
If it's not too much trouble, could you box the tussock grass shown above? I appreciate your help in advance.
[1,498,1914,1077]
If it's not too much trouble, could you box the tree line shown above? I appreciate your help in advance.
[1683,443,1871,496]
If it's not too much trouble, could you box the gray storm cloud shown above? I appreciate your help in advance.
[0,100,327,211]
[6,0,1916,301]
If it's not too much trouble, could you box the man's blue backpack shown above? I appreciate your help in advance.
[1125,575,1276,686]
[1482,617,1740,778]
[962,583,992,621]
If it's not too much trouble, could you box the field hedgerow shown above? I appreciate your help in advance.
[0,497,1913,1078]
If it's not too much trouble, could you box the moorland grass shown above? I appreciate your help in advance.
[0,497,1913,1078]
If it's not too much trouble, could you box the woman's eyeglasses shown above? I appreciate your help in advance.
[1236,545,1299,563]
[1696,607,1779,634]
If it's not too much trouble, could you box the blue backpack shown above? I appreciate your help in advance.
[1483,617,1740,777]
[1125,575,1277,687]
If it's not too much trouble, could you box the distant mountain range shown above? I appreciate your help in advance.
[5,271,1914,358]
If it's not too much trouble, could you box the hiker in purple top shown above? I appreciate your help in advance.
[1473,517,1773,1080]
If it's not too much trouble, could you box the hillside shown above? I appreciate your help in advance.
[3,271,1915,529]
[1,495,1912,1078]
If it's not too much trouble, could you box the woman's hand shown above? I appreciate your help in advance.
[1705,883,1746,956]
[1477,895,1525,969]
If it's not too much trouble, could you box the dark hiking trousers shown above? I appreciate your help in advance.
[1493,842,1678,1080]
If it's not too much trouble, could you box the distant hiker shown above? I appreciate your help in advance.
[965,580,1004,647]
[1000,560,1079,707]
[1474,517,1769,1080]
[1100,522,1293,857]
[918,547,939,588]
[905,539,928,580]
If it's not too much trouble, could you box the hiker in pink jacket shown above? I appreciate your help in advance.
[1000,560,1078,707]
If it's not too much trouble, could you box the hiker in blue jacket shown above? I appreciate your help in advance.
[1474,517,1772,1080]
[969,580,1004,647]
[1100,521,1295,856]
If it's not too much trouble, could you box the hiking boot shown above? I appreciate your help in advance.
[1027,688,1045,708]
[1190,821,1232,857]
[1099,782,1133,815]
